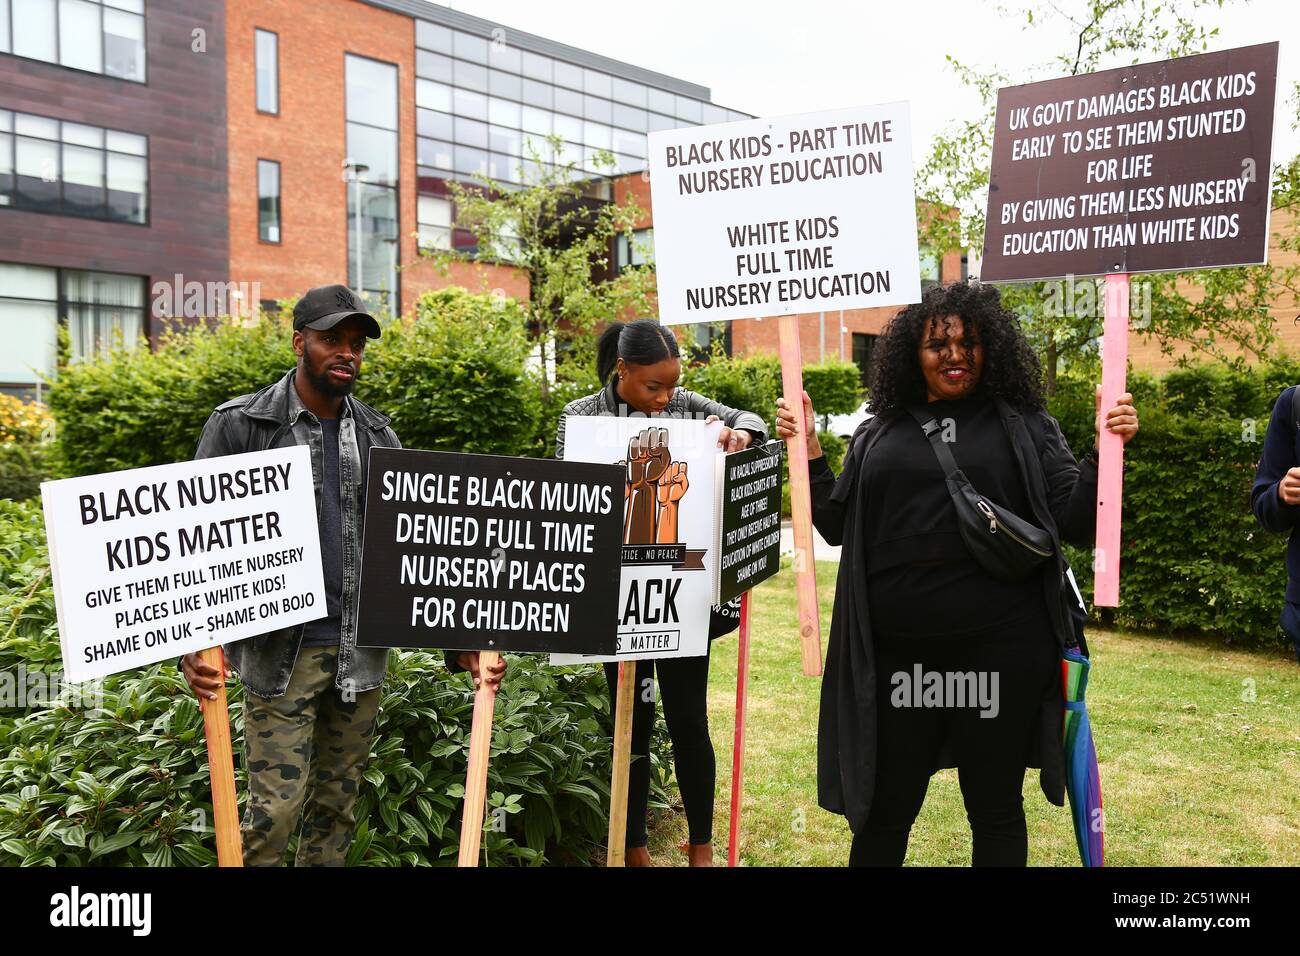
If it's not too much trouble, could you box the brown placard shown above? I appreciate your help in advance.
[981,42,1278,282]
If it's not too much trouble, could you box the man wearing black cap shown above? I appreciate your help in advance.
[179,284,504,865]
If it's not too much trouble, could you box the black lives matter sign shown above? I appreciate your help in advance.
[716,442,784,604]
[355,448,622,655]
[981,42,1278,282]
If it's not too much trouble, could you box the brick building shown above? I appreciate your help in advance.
[2,0,1110,403]
[0,0,227,395]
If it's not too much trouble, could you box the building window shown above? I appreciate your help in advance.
[0,109,147,223]
[417,194,451,252]
[64,267,145,365]
[257,159,280,242]
[851,333,877,390]
[616,227,654,270]
[255,29,279,114]
[3,0,146,82]
[0,262,143,390]
[412,19,747,192]
[345,54,399,316]
[919,247,941,290]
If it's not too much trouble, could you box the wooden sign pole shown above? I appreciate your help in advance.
[777,314,823,676]
[606,659,637,867]
[197,645,243,867]
[1094,273,1129,607]
[727,590,752,868]
[457,650,501,867]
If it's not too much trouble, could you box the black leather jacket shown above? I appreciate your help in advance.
[192,368,400,698]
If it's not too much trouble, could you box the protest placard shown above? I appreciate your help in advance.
[714,441,784,606]
[646,101,922,674]
[648,102,922,323]
[551,416,722,664]
[980,42,1278,606]
[40,446,326,683]
[981,42,1278,281]
[355,448,623,655]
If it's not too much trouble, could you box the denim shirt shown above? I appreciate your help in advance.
[286,381,362,662]
[193,368,398,698]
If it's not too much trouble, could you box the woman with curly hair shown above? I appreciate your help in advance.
[775,279,1138,866]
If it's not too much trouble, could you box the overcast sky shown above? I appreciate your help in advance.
[431,0,1298,172]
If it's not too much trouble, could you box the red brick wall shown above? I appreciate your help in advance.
[226,0,526,312]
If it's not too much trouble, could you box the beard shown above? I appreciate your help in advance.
[303,360,356,398]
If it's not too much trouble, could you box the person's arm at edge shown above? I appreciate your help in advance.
[1252,386,1300,532]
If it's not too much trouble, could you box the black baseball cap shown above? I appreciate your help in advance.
[292,284,382,339]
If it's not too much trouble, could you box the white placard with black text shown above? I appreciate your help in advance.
[551,416,722,664]
[647,101,922,325]
[41,446,326,683]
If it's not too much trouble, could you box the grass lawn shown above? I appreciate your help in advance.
[645,560,1300,866]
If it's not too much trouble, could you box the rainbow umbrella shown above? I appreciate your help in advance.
[1062,649,1104,866]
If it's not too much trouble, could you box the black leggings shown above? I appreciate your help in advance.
[604,643,715,848]
[849,614,1057,867]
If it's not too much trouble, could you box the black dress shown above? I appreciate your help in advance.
[809,395,1100,834]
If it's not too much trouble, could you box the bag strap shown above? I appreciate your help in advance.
[907,406,963,480]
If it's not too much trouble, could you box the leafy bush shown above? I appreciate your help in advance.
[0,396,57,500]
[50,316,295,477]
[50,290,544,476]
[682,353,783,420]
[0,500,59,674]
[681,351,863,423]
[361,289,541,457]
[0,395,50,445]
[1049,362,1298,649]
[801,362,864,416]
[0,442,55,502]
[534,361,602,459]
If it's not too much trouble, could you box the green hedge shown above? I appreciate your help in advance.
[362,289,541,457]
[681,353,863,422]
[0,443,54,501]
[0,499,673,866]
[1048,361,1299,649]
[50,317,296,477]
[48,288,541,477]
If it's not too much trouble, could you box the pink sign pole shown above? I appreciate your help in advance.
[778,314,823,676]
[727,590,752,868]
[1094,272,1129,607]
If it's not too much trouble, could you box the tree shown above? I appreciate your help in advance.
[420,138,658,403]
[916,0,1299,393]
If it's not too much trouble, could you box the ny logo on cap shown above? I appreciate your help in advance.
[335,289,357,310]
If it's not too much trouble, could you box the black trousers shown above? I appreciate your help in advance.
[604,642,715,848]
[850,613,1057,867]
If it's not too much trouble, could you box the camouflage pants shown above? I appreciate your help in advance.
[240,647,381,866]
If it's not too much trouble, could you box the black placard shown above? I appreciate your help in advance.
[717,441,784,604]
[981,42,1278,281]
[356,448,622,654]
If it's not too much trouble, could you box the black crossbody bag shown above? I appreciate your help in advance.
[907,406,1055,582]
